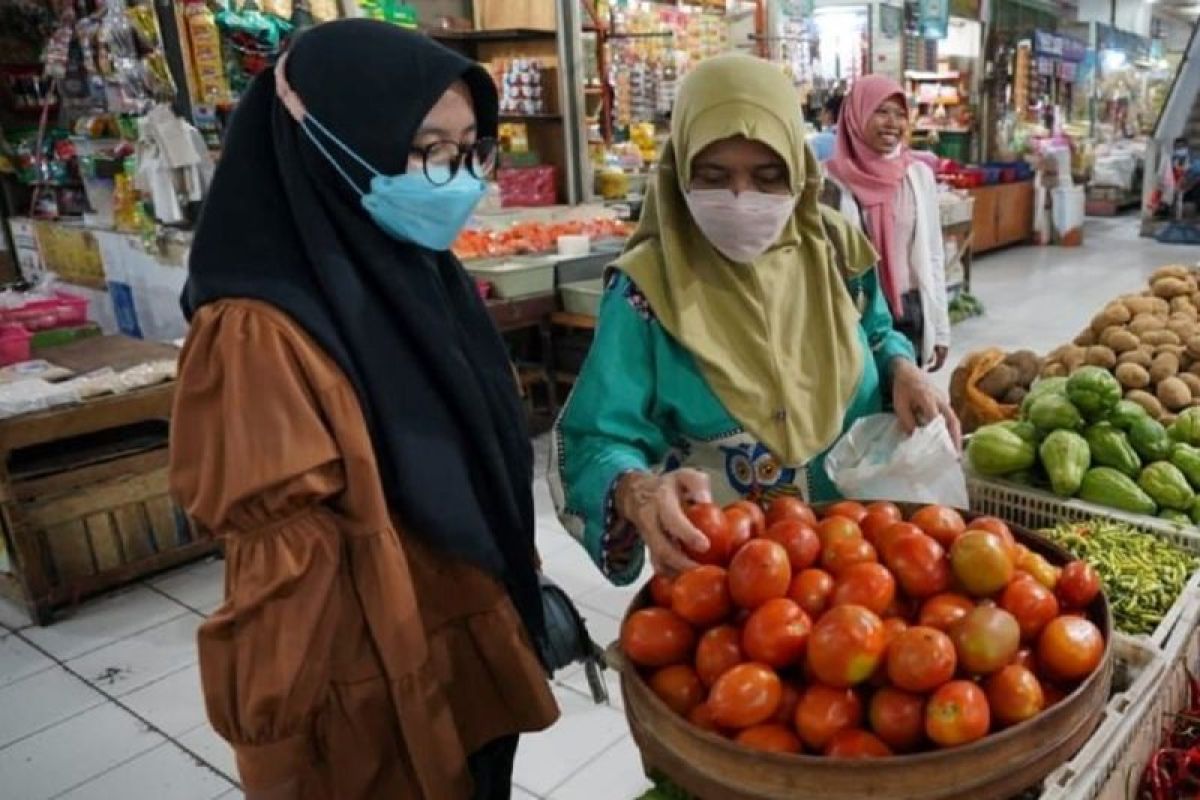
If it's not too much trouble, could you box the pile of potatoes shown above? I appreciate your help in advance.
[1042,265,1200,424]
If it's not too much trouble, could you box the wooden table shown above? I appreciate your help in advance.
[968,181,1034,254]
[488,292,560,412]
[0,336,216,624]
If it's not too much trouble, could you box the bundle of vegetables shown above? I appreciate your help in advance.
[1043,265,1200,425]
[1138,674,1200,800]
[967,366,1200,524]
[1039,521,1200,636]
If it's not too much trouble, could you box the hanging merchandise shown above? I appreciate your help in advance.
[182,0,232,106]
[356,0,417,27]
[213,2,293,99]
[134,104,216,226]
[918,0,950,40]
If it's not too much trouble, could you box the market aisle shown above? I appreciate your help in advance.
[0,216,1191,800]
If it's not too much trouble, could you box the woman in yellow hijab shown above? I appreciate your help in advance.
[550,56,958,579]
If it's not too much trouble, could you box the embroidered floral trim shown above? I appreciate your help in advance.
[600,469,643,581]
[623,280,657,322]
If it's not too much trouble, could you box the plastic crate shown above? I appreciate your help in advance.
[560,278,603,317]
[1037,586,1200,800]
[968,474,1200,653]
[0,324,31,366]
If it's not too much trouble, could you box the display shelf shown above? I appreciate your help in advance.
[428,28,557,43]
[500,113,564,121]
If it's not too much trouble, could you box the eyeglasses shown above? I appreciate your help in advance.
[409,138,498,186]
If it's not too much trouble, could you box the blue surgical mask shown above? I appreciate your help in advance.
[299,113,485,251]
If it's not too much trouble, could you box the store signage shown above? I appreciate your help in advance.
[918,0,950,39]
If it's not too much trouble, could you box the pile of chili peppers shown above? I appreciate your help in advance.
[1141,673,1200,800]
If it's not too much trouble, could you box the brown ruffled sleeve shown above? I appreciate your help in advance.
[169,302,347,793]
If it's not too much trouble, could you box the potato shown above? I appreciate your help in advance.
[1118,349,1154,368]
[1192,291,1200,308]
[1124,296,1164,316]
[1162,413,1179,427]
[1130,314,1167,336]
[1143,329,1182,347]
[977,363,1018,399]
[1171,296,1198,317]
[1116,362,1152,389]
[1061,345,1088,374]
[1099,303,1132,326]
[1187,336,1200,360]
[1179,372,1200,399]
[1085,346,1117,370]
[1002,350,1041,387]
[1074,328,1098,347]
[1189,362,1200,378]
[1159,377,1193,411]
[1169,318,1197,340]
[1153,277,1191,299]
[1151,352,1181,384]
[1126,389,1165,419]
[1153,264,1191,283]
[1158,344,1188,360]
[1041,361,1067,378]
[1002,386,1028,405]
[1105,329,1141,353]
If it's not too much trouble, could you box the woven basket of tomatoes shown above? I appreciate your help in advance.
[613,500,1114,800]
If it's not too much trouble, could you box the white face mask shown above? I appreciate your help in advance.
[684,189,797,263]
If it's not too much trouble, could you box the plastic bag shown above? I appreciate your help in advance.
[949,348,1020,434]
[825,414,968,508]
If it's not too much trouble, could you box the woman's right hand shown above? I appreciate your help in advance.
[615,469,713,576]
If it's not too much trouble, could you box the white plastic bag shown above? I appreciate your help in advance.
[825,414,968,508]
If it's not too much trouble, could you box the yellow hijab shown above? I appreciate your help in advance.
[615,54,878,465]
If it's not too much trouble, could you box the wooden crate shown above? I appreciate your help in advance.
[474,0,557,31]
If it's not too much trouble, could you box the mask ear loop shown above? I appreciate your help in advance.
[274,54,381,196]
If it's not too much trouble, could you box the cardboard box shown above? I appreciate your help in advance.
[474,0,556,31]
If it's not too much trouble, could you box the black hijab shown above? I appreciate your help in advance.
[182,20,544,643]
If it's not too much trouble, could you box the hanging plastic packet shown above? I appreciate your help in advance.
[42,8,76,81]
[184,0,232,105]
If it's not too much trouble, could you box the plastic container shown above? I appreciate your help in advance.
[557,235,591,257]
[560,278,604,316]
[0,324,32,366]
[0,291,90,331]
[466,258,555,299]
[53,291,88,326]
[1051,186,1086,246]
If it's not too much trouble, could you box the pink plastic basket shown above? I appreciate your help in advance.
[0,291,89,331]
[0,324,32,366]
[52,291,88,326]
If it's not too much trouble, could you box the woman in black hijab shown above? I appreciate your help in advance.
[169,20,558,800]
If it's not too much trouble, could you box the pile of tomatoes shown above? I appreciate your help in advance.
[451,218,632,260]
[620,498,1107,758]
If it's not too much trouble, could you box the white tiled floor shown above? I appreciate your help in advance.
[0,216,1187,798]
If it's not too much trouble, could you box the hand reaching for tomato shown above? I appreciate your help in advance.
[891,358,962,452]
[616,469,714,576]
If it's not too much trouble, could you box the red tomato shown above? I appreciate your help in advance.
[817,516,864,549]
[865,501,903,524]
[762,519,822,571]
[822,536,878,577]
[876,522,925,563]
[1057,561,1102,609]
[729,539,792,610]
[832,563,896,616]
[912,505,967,549]
[773,681,803,727]
[860,510,901,547]
[724,506,758,557]
[825,729,893,758]
[695,625,745,688]
[918,593,976,632]
[869,687,926,753]
[621,608,696,668]
[887,626,957,693]
[1001,577,1061,642]
[870,617,910,686]
[950,530,1015,597]
[968,516,1018,560]
[688,702,723,734]
[887,533,951,599]
[952,606,1021,675]
[807,605,887,687]
[926,680,990,748]
[795,684,863,751]
[766,496,818,528]
[671,566,732,627]
[1042,682,1068,707]
[708,662,783,729]
[1038,617,1105,682]
[684,504,733,565]
[735,723,804,754]
[649,575,675,608]
[649,664,705,716]
[986,664,1045,727]
[824,501,869,524]
[727,500,767,538]
[789,568,836,618]
[742,598,812,668]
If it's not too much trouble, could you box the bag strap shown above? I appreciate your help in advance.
[817,179,868,313]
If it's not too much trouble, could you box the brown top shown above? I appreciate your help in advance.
[169,299,558,799]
